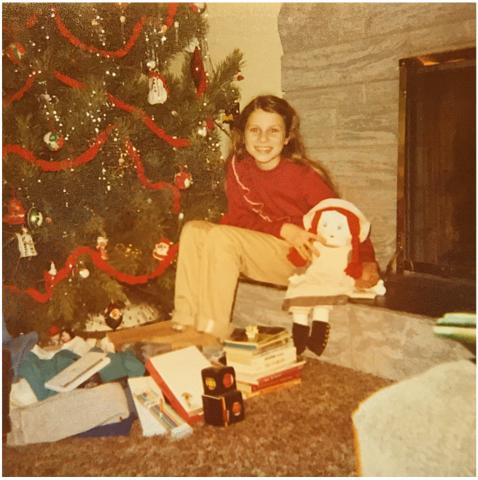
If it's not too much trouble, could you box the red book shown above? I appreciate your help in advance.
[145,346,211,425]
[237,368,303,394]
[235,360,306,386]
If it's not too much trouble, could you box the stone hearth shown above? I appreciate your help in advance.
[232,282,473,382]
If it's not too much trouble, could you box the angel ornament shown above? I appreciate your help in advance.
[282,198,385,357]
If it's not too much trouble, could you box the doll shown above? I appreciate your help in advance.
[282,198,385,356]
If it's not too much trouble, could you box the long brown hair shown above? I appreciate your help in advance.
[231,95,335,191]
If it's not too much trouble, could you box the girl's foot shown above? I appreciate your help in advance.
[307,321,330,356]
[292,323,310,355]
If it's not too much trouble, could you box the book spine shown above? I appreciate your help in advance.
[237,370,302,394]
[228,347,296,374]
[224,339,291,363]
[244,378,302,399]
[235,361,306,385]
[145,359,203,426]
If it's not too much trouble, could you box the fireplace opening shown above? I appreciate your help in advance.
[382,47,476,316]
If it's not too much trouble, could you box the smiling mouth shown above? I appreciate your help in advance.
[254,147,272,153]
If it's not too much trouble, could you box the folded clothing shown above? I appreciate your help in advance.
[18,350,80,400]
[7,382,130,446]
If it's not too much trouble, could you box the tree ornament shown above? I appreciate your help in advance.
[78,265,90,279]
[47,324,61,346]
[27,206,44,229]
[153,238,174,261]
[219,103,240,125]
[96,235,108,260]
[104,301,125,330]
[43,131,65,152]
[191,3,207,14]
[5,42,26,64]
[148,72,168,105]
[16,227,37,258]
[190,47,207,96]
[3,197,25,225]
[234,71,245,81]
[197,122,208,137]
[146,59,156,70]
[48,261,57,276]
[184,37,200,53]
[174,167,193,190]
[206,116,215,131]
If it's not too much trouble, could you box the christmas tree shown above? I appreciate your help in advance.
[2,3,243,335]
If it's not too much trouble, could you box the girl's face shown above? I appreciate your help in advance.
[244,109,289,170]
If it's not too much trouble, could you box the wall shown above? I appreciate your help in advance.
[207,3,283,109]
[278,3,476,269]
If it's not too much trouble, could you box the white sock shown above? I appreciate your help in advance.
[312,306,330,323]
[291,310,309,326]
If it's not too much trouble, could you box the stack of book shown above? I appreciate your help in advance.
[224,325,305,399]
[433,312,476,351]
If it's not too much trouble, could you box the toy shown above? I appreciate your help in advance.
[282,198,385,356]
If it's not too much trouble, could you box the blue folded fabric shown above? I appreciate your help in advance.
[4,331,40,381]
[76,414,136,438]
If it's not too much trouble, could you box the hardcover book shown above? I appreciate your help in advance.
[434,312,476,345]
[226,344,297,374]
[234,360,306,385]
[145,346,211,425]
[241,378,302,399]
[128,376,192,439]
[44,351,111,393]
[223,337,291,362]
[223,325,290,351]
[236,367,303,395]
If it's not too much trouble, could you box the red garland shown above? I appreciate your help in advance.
[52,71,190,148]
[3,126,113,172]
[53,70,85,89]
[164,3,178,29]
[3,130,183,209]
[107,93,190,148]
[125,140,181,213]
[4,243,178,303]
[53,8,146,59]
[3,73,37,108]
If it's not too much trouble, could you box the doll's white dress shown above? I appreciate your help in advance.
[282,240,356,310]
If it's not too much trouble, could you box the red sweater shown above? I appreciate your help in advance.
[221,155,376,262]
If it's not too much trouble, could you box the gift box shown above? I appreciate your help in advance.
[201,365,236,396]
[202,390,244,427]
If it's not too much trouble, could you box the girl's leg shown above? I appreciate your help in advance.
[308,306,331,356]
[172,222,294,339]
[172,220,214,329]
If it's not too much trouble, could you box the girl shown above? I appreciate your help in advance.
[171,95,379,351]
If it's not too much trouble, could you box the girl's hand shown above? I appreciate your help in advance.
[355,261,380,289]
[280,223,319,261]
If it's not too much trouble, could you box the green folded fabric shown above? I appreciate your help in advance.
[18,350,80,401]
[436,312,476,327]
[99,351,145,382]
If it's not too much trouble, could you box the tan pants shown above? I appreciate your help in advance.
[172,221,296,339]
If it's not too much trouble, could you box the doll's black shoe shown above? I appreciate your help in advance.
[307,321,330,357]
[292,323,310,355]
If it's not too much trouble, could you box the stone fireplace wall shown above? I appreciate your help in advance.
[278,3,476,269]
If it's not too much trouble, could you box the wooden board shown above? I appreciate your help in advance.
[106,320,220,350]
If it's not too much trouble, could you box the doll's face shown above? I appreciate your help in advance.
[317,211,351,247]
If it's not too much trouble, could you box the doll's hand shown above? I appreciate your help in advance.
[280,223,319,261]
[355,261,380,289]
